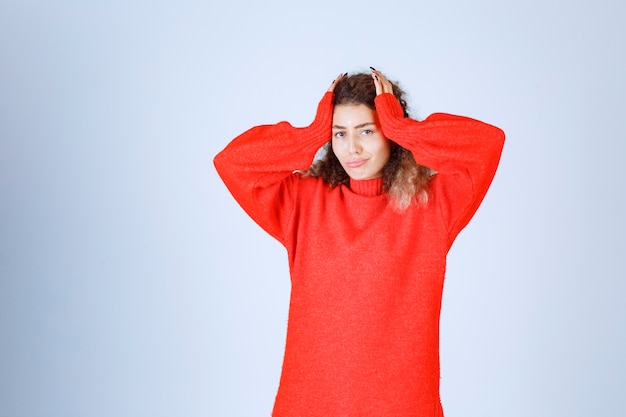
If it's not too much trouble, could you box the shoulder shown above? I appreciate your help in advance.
[290,171,334,193]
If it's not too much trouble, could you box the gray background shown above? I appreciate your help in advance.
[1,0,624,416]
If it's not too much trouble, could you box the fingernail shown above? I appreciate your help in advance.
[370,66,376,71]
[374,75,379,81]
[343,72,348,76]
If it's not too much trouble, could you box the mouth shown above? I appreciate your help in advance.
[345,158,368,168]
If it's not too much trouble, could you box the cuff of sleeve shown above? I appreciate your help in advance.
[297,91,334,151]
[374,93,405,118]
[374,93,407,139]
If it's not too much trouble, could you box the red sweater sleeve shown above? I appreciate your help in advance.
[374,93,505,243]
[213,92,334,243]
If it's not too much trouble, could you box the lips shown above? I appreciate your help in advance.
[345,158,367,168]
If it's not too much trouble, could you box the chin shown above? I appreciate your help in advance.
[349,173,376,181]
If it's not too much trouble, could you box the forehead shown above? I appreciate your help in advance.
[332,104,379,127]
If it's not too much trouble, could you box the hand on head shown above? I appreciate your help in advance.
[370,67,394,95]
[327,68,393,95]
[328,73,347,93]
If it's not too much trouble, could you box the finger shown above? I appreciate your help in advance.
[328,72,347,93]
[374,70,393,95]
[370,67,394,95]
[370,68,383,95]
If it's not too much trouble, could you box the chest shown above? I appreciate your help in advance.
[288,189,449,276]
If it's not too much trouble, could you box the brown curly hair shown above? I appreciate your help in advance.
[305,72,433,210]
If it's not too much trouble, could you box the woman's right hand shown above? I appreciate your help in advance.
[328,73,347,93]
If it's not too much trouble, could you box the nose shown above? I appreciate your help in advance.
[348,135,362,154]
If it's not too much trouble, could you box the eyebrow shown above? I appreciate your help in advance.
[332,122,376,130]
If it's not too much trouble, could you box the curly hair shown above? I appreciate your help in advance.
[305,72,433,210]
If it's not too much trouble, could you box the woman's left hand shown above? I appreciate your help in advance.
[371,68,394,95]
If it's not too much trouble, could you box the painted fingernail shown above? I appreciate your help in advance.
[370,66,376,71]
[374,75,379,81]
[343,72,348,76]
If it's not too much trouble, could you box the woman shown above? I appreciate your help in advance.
[214,69,505,416]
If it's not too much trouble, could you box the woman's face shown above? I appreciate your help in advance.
[331,104,391,181]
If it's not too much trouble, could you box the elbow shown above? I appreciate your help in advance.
[490,121,505,143]
[496,126,506,146]
[497,128,506,154]
[487,125,506,156]
[483,126,505,169]
[213,149,234,185]
[213,148,230,177]
[213,151,223,172]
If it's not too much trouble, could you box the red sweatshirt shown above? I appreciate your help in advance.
[214,92,504,416]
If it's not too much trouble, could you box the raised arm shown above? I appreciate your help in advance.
[213,75,344,243]
[372,69,505,241]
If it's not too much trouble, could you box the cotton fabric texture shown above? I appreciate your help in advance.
[214,92,505,416]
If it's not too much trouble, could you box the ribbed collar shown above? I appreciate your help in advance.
[349,177,384,196]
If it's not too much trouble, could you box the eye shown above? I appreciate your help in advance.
[361,129,373,135]
[333,131,345,138]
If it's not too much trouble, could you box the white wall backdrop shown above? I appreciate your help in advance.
[1,0,624,416]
